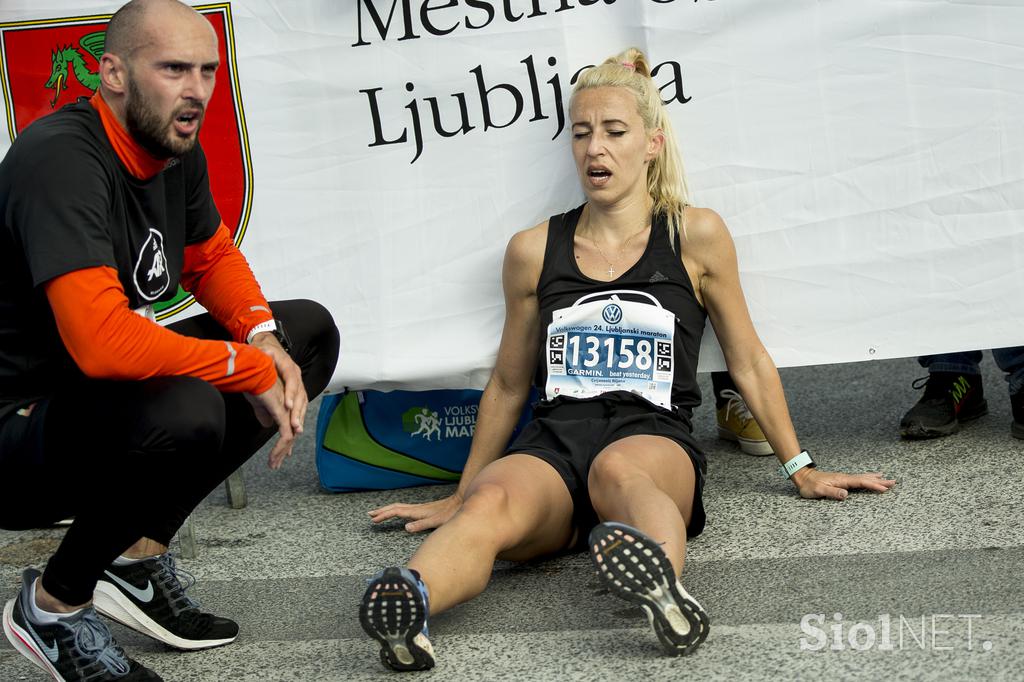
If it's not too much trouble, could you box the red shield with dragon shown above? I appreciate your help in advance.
[0,2,252,320]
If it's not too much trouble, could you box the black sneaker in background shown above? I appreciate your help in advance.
[93,554,237,650]
[1011,391,1024,440]
[899,372,988,439]
[2,568,161,681]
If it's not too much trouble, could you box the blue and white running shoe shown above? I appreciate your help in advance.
[359,566,435,671]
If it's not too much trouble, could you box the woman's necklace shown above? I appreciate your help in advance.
[581,209,650,279]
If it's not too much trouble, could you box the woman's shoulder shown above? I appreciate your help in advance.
[501,220,549,296]
[505,219,549,271]
[679,205,737,256]
[682,206,728,237]
[506,203,582,267]
[678,206,740,283]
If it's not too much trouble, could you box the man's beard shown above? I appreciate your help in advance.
[125,78,202,159]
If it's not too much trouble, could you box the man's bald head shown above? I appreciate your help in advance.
[105,0,212,62]
[98,0,220,158]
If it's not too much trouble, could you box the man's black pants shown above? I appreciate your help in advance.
[0,299,339,605]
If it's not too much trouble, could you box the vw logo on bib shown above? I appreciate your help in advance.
[602,304,623,325]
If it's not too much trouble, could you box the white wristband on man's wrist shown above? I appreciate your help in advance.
[246,320,277,344]
[778,450,815,479]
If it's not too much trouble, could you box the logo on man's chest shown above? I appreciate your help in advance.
[133,228,170,301]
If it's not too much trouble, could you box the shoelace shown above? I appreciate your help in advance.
[911,375,954,400]
[75,609,131,677]
[719,389,752,423]
[154,553,199,613]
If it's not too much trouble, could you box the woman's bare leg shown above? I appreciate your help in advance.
[409,454,575,614]
[586,435,697,576]
[585,435,708,655]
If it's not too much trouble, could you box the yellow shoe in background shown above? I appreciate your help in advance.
[716,389,774,456]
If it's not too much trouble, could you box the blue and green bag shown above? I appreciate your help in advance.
[315,389,534,492]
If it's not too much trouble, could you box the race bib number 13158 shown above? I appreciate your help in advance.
[545,291,674,409]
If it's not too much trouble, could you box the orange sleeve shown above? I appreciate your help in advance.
[44,266,277,394]
[181,223,274,343]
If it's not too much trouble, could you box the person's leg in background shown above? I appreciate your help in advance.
[711,371,773,456]
[991,346,1024,439]
[900,351,988,439]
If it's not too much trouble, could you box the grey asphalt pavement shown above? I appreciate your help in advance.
[2,356,1022,681]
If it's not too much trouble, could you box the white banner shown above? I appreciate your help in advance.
[3,1,1022,391]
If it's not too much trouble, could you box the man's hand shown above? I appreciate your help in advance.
[250,331,307,433]
[244,378,294,469]
[247,331,306,470]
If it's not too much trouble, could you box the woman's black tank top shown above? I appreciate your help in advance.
[533,204,707,423]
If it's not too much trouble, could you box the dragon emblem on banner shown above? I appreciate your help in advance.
[45,30,104,107]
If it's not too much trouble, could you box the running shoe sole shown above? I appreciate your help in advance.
[3,598,63,681]
[359,567,434,671]
[589,522,709,656]
[93,581,235,651]
[717,426,774,456]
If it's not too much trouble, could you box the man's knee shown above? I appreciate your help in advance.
[133,376,226,454]
[272,299,340,392]
[274,300,339,351]
[299,299,335,333]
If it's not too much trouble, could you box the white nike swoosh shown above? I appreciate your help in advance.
[23,612,59,663]
[102,571,155,603]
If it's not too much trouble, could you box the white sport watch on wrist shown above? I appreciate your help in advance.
[778,450,815,479]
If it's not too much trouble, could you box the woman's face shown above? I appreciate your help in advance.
[570,86,663,206]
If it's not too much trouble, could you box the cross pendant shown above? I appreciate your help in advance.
[606,265,615,278]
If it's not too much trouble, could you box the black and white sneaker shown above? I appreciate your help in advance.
[93,554,237,650]
[3,568,161,681]
[589,522,710,656]
[359,566,435,671]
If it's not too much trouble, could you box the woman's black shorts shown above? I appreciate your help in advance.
[504,392,707,548]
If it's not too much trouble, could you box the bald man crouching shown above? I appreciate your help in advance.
[0,1,339,680]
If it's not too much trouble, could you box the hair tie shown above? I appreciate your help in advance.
[621,61,636,71]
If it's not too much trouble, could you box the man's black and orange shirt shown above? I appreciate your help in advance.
[0,93,276,419]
